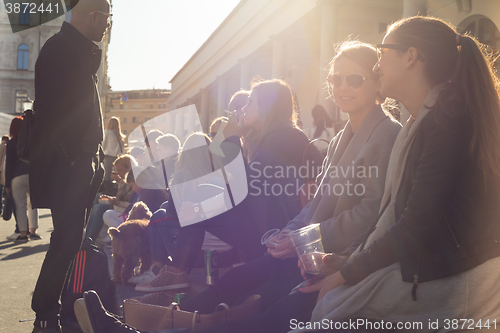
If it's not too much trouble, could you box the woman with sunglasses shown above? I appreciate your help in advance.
[297,16,500,332]
[72,43,401,333]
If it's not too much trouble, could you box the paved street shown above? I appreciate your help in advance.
[0,210,223,333]
[0,209,52,333]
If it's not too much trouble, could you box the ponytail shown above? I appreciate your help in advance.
[452,34,500,185]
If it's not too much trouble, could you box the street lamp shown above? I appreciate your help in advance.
[23,98,33,112]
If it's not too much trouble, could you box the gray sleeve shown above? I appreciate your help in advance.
[319,150,392,253]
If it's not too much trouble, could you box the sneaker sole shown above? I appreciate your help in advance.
[135,282,189,292]
[74,298,94,333]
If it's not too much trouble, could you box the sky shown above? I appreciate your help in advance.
[106,0,241,92]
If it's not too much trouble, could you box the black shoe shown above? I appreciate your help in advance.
[14,235,29,243]
[32,325,62,333]
[77,290,142,333]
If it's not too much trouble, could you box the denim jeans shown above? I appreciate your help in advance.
[85,202,112,242]
[149,208,180,265]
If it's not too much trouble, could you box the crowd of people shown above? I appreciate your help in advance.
[79,16,500,333]
[18,0,500,332]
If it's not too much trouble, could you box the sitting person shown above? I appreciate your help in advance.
[294,16,500,332]
[85,154,135,243]
[129,133,233,286]
[135,79,322,292]
[74,41,402,333]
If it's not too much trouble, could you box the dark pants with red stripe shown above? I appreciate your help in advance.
[31,154,103,329]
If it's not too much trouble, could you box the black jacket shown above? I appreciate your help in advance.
[5,138,29,188]
[341,110,500,285]
[30,22,103,208]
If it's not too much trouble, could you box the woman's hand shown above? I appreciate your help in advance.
[267,229,296,259]
[5,187,10,194]
[222,114,243,138]
[299,271,346,303]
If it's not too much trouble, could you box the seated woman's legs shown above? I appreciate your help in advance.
[84,203,112,241]
[148,209,181,270]
[180,255,295,313]
[170,204,263,273]
[103,209,126,229]
[200,289,318,333]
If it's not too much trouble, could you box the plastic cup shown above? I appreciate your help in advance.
[288,224,325,277]
[287,224,322,248]
[295,241,326,278]
[261,228,280,246]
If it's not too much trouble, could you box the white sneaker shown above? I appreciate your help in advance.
[7,233,19,240]
[127,268,157,285]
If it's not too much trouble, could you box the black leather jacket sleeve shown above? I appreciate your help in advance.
[340,112,471,284]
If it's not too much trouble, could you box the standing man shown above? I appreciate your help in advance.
[29,0,111,332]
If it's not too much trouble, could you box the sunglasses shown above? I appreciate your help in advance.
[328,74,372,89]
[376,44,425,62]
[89,10,113,23]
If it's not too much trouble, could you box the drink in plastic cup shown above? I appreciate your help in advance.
[288,224,325,278]
[287,223,322,248]
[295,241,326,278]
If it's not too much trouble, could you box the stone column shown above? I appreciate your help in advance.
[217,76,227,117]
[403,0,427,17]
[239,59,251,90]
[318,0,339,118]
[271,36,286,79]
[200,88,210,133]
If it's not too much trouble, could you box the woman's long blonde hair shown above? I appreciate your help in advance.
[106,117,125,152]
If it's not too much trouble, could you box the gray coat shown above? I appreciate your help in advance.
[286,105,401,253]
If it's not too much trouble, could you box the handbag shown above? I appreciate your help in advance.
[17,108,35,163]
[2,191,14,221]
[123,294,261,332]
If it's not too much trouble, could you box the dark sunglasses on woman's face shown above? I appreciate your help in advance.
[328,74,372,89]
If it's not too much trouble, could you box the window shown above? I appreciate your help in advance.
[148,104,154,109]
[158,104,167,109]
[123,130,127,135]
[132,117,141,123]
[15,90,28,113]
[132,103,141,110]
[17,44,29,70]
[122,117,127,123]
[19,4,30,25]
[65,5,72,23]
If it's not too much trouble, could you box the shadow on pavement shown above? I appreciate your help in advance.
[1,243,50,261]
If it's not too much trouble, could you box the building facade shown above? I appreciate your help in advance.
[104,89,170,140]
[0,1,112,116]
[167,0,500,133]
